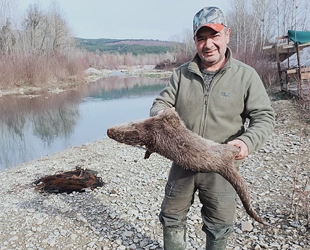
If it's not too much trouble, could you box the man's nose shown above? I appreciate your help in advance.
[202,38,214,48]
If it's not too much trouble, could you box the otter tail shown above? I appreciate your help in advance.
[219,166,270,226]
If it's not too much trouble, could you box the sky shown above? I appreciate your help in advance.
[16,0,228,41]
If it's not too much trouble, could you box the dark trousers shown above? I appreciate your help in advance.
[159,163,236,250]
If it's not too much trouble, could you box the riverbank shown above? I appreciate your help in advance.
[0,66,172,98]
[0,95,309,249]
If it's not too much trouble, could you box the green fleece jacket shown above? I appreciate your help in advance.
[150,49,275,154]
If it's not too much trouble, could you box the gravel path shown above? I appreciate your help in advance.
[0,98,309,250]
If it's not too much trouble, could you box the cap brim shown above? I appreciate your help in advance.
[195,23,225,34]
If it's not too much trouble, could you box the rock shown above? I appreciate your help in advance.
[241,221,253,232]
[85,67,101,75]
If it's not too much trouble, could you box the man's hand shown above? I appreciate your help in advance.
[227,139,249,160]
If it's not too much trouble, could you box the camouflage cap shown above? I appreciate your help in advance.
[193,7,227,35]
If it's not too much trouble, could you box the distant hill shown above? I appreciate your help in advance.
[75,38,176,55]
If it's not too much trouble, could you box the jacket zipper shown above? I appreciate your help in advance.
[200,80,210,137]
[200,71,224,138]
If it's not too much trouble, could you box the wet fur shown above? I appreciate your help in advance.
[107,109,268,225]
[33,166,104,193]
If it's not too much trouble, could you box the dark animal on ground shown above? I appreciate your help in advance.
[107,108,269,225]
[33,166,104,193]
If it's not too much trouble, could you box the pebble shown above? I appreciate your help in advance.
[241,221,253,232]
[0,99,309,249]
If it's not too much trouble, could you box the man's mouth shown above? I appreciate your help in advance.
[203,49,217,56]
[204,49,216,54]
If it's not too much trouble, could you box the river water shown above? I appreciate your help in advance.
[0,75,168,171]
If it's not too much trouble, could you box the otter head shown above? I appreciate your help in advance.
[107,108,181,148]
[107,119,154,147]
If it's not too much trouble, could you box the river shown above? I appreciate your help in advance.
[0,75,168,171]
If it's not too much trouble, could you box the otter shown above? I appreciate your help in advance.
[107,108,268,225]
[33,166,104,193]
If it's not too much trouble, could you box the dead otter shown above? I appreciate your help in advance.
[33,166,104,193]
[107,108,269,225]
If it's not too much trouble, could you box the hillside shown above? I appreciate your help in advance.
[75,38,176,55]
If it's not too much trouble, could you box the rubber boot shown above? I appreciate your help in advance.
[163,227,186,250]
[205,231,228,250]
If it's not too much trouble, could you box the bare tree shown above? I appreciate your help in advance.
[297,0,310,31]
[227,0,310,53]
[293,0,309,31]
[0,19,16,55]
[22,3,46,53]
[20,1,74,57]
[251,0,276,50]
[47,1,74,54]
[0,0,15,26]
[169,29,196,65]
[0,0,18,55]
[269,0,309,37]
[180,29,196,61]
[227,0,250,54]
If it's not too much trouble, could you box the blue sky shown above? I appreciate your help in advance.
[17,0,228,41]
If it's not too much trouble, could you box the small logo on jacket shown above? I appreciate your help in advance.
[220,92,230,97]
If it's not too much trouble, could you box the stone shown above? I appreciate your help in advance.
[241,221,254,232]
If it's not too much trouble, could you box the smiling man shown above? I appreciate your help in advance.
[150,6,275,250]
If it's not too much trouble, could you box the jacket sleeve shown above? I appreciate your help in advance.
[237,70,275,154]
[149,69,179,117]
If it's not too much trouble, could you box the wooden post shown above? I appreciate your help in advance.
[296,43,302,99]
[274,44,283,91]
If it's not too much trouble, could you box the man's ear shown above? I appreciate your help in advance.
[225,28,231,44]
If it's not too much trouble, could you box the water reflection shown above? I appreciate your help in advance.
[0,76,167,171]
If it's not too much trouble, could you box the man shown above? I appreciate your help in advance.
[150,6,275,250]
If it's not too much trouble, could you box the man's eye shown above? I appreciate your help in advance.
[212,34,221,40]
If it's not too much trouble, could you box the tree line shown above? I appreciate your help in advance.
[0,0,309,89]
[75,38,174,55]
[0,1,173,89]
[228,0,309,54]
[0,1,74,57]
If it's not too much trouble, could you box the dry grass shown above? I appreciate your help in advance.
[0,53,84,89]
[0,51,173,90]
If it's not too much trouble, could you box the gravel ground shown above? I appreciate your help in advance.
[0,97,309,250]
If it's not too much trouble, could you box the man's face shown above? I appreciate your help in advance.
[194,26,231,70]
